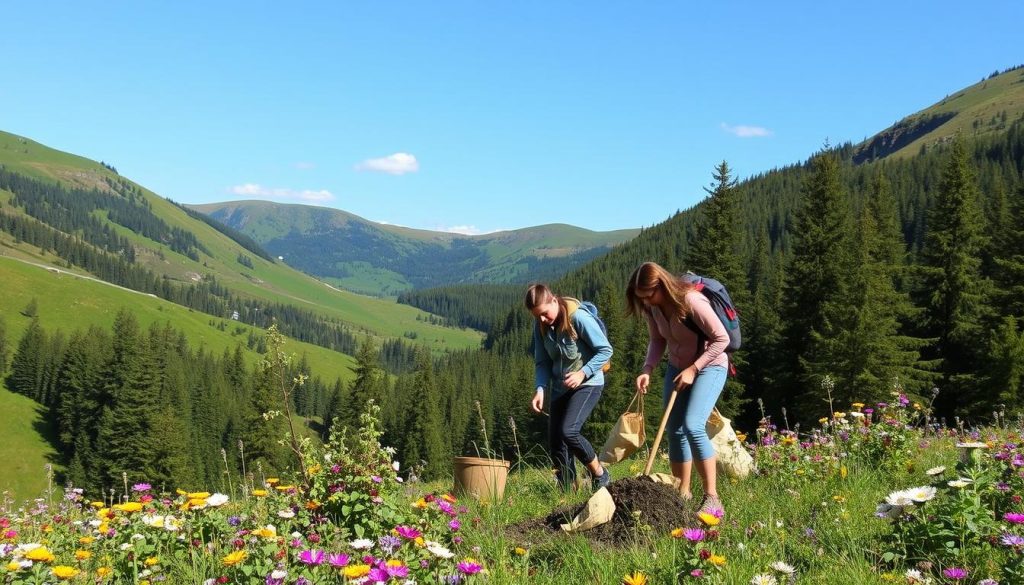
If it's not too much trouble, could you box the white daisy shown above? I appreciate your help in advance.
[750,574,778,585]
[277,509,296,519]
[948,478,973,488]
[425,541,454,559]
[270,570,287,580]
[350,538,374,550]
[771,561,796,574]
[925,466,946,476]
[206,493,229,507]
[885,489,915,507]
[907,486,937,503]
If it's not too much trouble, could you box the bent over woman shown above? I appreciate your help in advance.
[525,284,613,491]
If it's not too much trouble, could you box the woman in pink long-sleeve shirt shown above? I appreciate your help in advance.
[627,262,729,516]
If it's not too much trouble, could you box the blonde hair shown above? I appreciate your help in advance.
[625,262,695,321]
[524,283,575,338]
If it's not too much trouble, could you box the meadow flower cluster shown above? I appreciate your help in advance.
[750,418,845,484]
[661,507,727,580]
[0,405,484,584]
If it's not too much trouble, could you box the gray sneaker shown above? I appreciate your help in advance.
[593,467,611,490]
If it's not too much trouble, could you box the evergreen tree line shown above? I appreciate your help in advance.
[397,284,523,331]
[0,167,208,261]
[1,310,359,494]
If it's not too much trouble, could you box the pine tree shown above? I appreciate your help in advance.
[240,329,292,475]
[344,339,386,432]
[7,317,46,401]
[919,137,993,416]
[993,183,1024,319]
[990,317,1024,412]
[780,149,853,419]
[685,161,750,417]
[401,348,449,480]
[740,230,783,426]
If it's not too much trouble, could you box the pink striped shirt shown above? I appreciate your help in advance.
[643,290,730,372]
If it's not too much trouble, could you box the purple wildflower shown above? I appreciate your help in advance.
[132,483,152,492]
[298,549,324,565]
[227,516,241,526]
[378,534,401,555]
[1001,534,1024,548]
[1004,512,1024,524]
[683,528,706,542]
[383,562,409,578]
[457,560,483,575]
[690,569,704,577]
[371,475,383,483]
[449,519,461,531]
[942,567,967,580]
[327,553,349,567]
[395,525,421,539]
[368,567,389,582]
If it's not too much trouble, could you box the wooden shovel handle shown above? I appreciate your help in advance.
[643,387,679,475]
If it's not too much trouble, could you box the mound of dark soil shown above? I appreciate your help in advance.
[508,476,690,547]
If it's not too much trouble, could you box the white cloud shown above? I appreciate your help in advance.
[293,161,316,170]
[228,183,334,202]
[720,123,773,138]
[442,225,482,235]
[354,152,420,175]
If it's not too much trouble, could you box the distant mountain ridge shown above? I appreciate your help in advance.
[190,200,639,296]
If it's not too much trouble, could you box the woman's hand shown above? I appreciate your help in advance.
[562,370,586,389]
[635,372,650,394]
[531,392,544,413]
[673,366,698,390]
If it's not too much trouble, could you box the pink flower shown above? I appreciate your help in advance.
[1004,512,1024,524]
[942,567,967,580]
[449,519,461,531]
[395,525,421,539]
[683,528,706,542]
[328,553,349,567]
[457,560,483,575]
[298,549,324,565]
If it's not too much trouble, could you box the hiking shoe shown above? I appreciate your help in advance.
[593,467,611,490]
[698,494,724,517]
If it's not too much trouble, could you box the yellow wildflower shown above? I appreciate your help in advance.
[840,465,848,479]
[274,485,295,492]
[222,550,247,567]
[252,489,268,497]
[514,547,528,555]
[442,493,458,504]
[52,566,81,580]
[833,412,846,419]
[735,432,747,442]
[622,571,648,585]
[709,554,726,566]
[98,522,110,534]
[90,501,105,508]
[253,525,277,539]
[697,512,721,527]
[305,500,321,510]
[96,508,111,519]
[343,564,371,578]
[115,502,143,513]
[186,491,211,499]
[413,498,428,509]
[144,557,159,567]
[670,527,684,538]
[78,536,95,545]
[266,477,280,485]
[780,436,796,446]
[26,547,56,562]
[307,465,321,474]
[832,495,846,503]
[5,562,22,572]
[851,402,865,409]
[819,417,829,424]
[75,550,92,560]
[96,567,113,577]
[175,489,187,496]
[414,536,425,548]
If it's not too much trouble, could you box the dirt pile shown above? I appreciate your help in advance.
[508,476,690,547]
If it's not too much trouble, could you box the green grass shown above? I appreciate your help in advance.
[0,384,61,502]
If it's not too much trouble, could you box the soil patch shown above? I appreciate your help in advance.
[507,476,690,548]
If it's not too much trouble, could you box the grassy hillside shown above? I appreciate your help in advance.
[854,65,1024,162]
[191,200,639,295]
[0,130,483,351]
[0,384,60,501]
[0,256,358,386]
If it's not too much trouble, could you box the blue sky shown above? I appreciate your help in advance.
[2,2,1021,234]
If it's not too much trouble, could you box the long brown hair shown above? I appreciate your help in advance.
[625,261,695,321]
[524,283,575,338]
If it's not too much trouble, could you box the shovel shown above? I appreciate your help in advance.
[642,383,682,476]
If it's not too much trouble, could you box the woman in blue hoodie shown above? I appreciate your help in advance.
[525,283,613,491]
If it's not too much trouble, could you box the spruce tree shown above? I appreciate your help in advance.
[780,149,853,419]
[685,161,749,417]
[401,348,449,480]
[740,230,783,426]
[990,316,1024,412]
[993,183,1024,319]
[919,137,993,415]
[7,317,46,401]
[344,339,386,432]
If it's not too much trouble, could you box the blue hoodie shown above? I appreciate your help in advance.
[533,299,613,393]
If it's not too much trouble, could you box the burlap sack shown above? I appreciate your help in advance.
[560,487,616,532]
[598,392,646,465]
[707,408,753,479]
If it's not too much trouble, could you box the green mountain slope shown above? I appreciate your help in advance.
[0,130,482,351]
[854,65,1024,163]
[190,200,639,296]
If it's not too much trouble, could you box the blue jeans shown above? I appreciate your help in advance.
[549,384,603,486]
[662,364,727,463]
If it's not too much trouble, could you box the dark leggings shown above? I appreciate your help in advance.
[549,384,603,485]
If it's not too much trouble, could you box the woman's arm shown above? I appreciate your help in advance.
[642,309,666,374]
[687,292,729,370]
[533,322,552,390]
